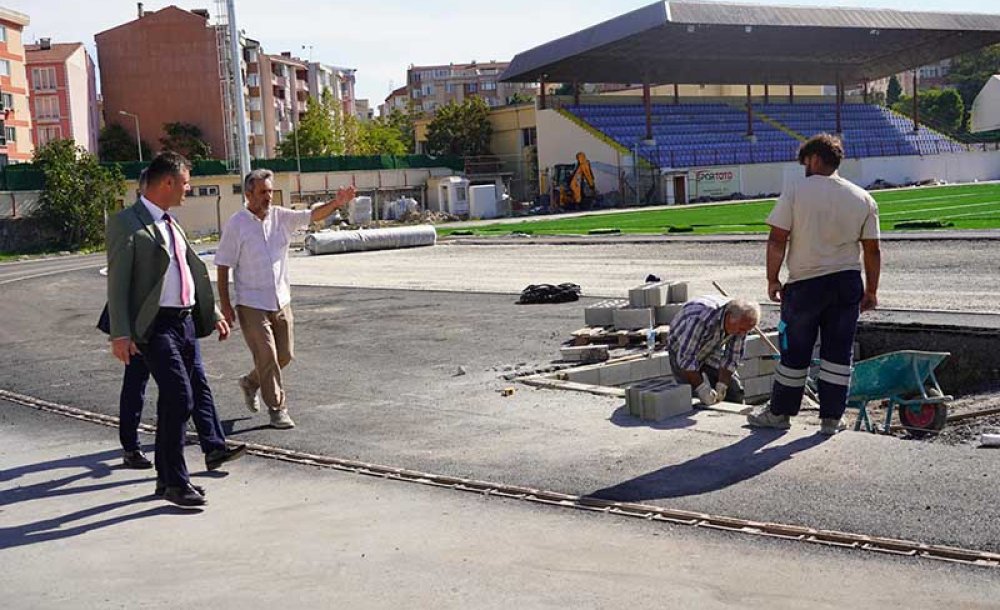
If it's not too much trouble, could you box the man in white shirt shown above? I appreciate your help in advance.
[747,134,881,435]
[215,169,354,429]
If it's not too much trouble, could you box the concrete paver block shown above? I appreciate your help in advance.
[629,283,669,308]
[599,361,633,387]
[743,375,773,398]
[654,303,684,326]
[738,356,778,378]
[584,299,628,327]
[631,356,664,381]
[565,366,601,386]
[641,383,693,421]
[560,345,610,363]
[668,282,689,303]
[744,333,780,358]
[613,307,654,331]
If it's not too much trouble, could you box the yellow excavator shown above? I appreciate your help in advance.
[552,152,596,209]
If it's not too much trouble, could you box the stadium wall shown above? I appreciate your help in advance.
[536,108,633,199]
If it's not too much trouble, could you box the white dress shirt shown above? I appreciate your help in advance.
[140,196,196,308]
[214,205,312,311]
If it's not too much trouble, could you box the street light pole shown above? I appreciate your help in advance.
[119,110,142,162]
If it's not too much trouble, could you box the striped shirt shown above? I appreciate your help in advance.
[666,296,746,373]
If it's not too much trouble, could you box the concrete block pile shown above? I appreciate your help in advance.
[559,345,610,363]
[626,378,693,421]
[582,281,690,331]
[736,332,780,402]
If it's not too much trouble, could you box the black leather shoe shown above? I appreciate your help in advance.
[155,482,204,497]
[162,484,207,507]
[122,450,153,470]
[205,443,247,471]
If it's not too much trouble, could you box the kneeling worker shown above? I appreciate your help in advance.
[666,296,760,405]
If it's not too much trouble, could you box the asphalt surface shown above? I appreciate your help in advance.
[1,255,999,556]
[6,407,998,609]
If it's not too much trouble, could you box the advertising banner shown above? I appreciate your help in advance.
[690,167,741,198]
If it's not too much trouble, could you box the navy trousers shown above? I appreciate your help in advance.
[140,313,222,488]
[119,353,227,456]
[770,270,863,420]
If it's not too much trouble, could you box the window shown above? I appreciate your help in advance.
[4,126,14,143]
[247,73,260,87]
[194,185,220,197]
[0,93,12,110]
[32,67,58,91]
[424,84,434,96]
[0,25,6,43]
[522,127,537,147]
[35,96,60,120]
[38,125,62,146]
[466,83,478,93]
[0,60,9,77]
[482,81,497,91]
[455,186,467,201]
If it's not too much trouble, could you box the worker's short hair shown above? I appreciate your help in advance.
[726,299,761,327]
[798,133,844,169]
[144,151,191,187]
[244,169,274,196]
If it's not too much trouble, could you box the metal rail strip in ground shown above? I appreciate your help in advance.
[3,387,998,569]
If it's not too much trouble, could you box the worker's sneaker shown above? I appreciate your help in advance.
[269,409,295,429]
[238,376,260,413]
[746,406,791,430]
[819,418,846,436]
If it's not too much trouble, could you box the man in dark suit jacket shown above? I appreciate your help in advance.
[106,152,241,507]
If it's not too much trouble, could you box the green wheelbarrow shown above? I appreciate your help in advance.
[843,350,952,437]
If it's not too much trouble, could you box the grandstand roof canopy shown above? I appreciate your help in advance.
[501,1,1000,86]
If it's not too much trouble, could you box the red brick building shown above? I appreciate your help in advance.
[95,5,228,159]
[26,39,99,153]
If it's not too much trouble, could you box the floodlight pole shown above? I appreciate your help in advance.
[119,110,142,162]
[226,0,252,178]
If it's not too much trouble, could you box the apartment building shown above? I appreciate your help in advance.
[26,39,99,153]
[0,7,33,164]
[380,85,409,117]
[95,5,230,160]
[406,61,537,114]
[308,62,356,118]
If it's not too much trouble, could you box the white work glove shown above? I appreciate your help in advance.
[696,381,719,406]
[715,382,728,402]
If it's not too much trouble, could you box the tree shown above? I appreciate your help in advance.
[33,139,127,250]
[886,75,902,106]
[160,122,212,160]
[892,87,965,133]
[506,91,535,106]
[385,107,417,153]
[354,117,408,155]
[425,97,492,157]
[277,89,341,158]
[98,123,151,162]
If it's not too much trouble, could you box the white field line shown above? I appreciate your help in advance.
[932,209,1000,221]
[881,200,1000,218]
[876,192,984,205]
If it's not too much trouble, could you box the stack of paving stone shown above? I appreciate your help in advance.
[583,280,690,331]
[736,332,781,401]
[626,378,693,421]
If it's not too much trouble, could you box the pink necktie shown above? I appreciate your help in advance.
[163,214,192,306]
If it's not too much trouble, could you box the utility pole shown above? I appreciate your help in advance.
[226,0,251,177]
[119,110,142,162]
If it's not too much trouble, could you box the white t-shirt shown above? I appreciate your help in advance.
[767,173,880,284]
[214,205,313,311]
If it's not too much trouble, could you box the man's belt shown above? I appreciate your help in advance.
[158,307,193,320]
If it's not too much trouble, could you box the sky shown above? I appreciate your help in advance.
[10,0,1000,108]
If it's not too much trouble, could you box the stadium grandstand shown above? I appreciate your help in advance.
[501,1,1000,203]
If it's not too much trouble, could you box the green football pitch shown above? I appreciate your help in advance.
[439,183,1000,236]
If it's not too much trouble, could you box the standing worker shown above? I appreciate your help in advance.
[666,296,759,405]
[106,152,234,507]
[747,134,881,435]
[215,170,355,429]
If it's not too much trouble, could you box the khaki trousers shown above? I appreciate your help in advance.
[237,304,294,411]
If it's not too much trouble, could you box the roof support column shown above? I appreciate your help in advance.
[643,82,653,141]
[573,81,580,106]
[673,83,679,105]
[746,84,754,136]
[789,83,794,105]
[539,79,546,110]
[764,83,769,105]
[912,71,920,132]
[835,81,842,135]
[863,80,869,104]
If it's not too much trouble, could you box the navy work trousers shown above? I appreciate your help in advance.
[119,353,227,456]
[140,313,220,488]
[770,270,863,420]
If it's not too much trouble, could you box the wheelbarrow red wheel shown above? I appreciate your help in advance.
[899,402,948,438]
